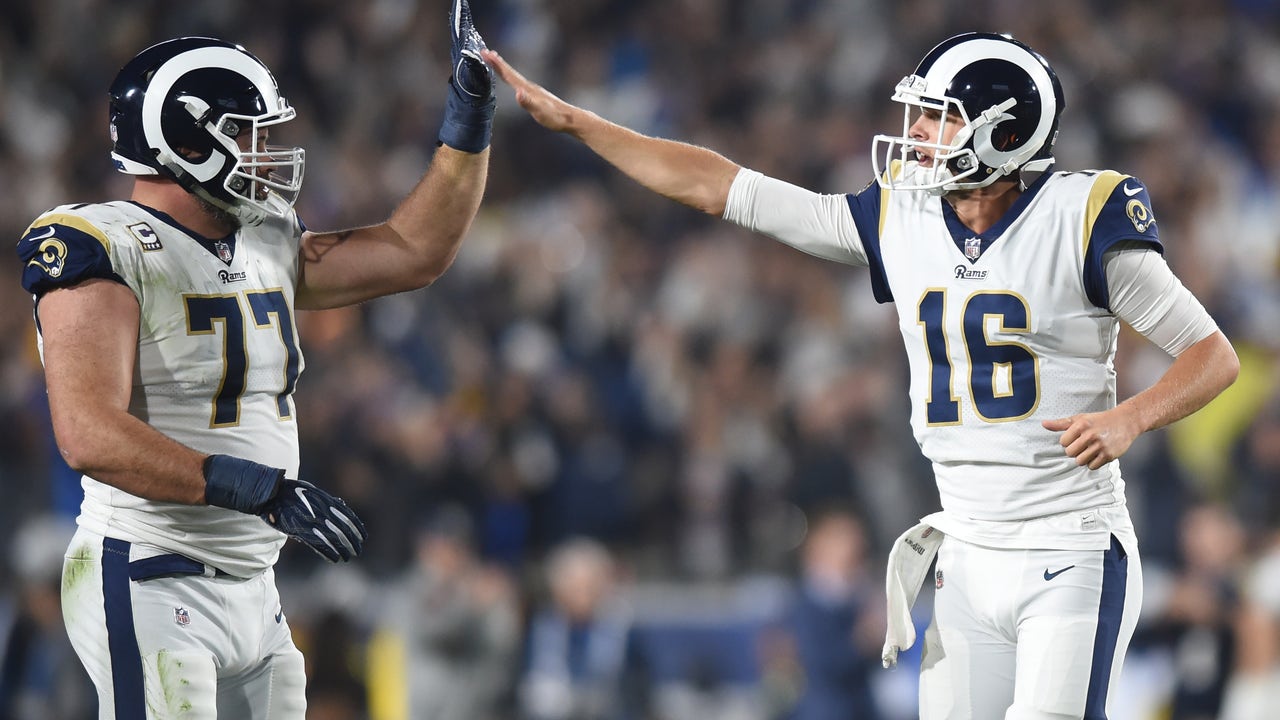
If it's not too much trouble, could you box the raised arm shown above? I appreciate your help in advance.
[296,0,495,310]
[483,49,739,217]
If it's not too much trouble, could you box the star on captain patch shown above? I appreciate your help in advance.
[214,240,233,264]
[964,237,982,261]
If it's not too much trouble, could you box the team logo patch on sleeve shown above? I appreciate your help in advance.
[1126,199,1155,233]
[26,236,69,278]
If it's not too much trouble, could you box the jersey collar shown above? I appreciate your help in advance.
[128,201,238,265]
[941,169,1052,263]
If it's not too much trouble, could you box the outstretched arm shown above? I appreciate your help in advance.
[297,0,494,310]
[483,49,739,216]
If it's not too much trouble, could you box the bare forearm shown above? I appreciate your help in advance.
[40,279,208,505]
[52,405,208,505]
[566,108,739,216]
[386,145,490,281]
[1121,330,1239,433]
[298,146,490,309]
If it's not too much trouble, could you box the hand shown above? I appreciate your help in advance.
[481,49,578,133]
[1042,405,1143,470]
[260,479,368,562]
[450,0,493,101]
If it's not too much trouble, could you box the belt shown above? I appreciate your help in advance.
[104,538,233,581]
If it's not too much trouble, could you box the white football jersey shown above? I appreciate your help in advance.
[725,164,1167,549]
[851,166,1162,544]
[20,201,305,577]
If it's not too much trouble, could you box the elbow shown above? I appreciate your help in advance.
[401,248,460,292]
[53,429,97,476]
[49,408,111,476]
[1219,338,1241,390]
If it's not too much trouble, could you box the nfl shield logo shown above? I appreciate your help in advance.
[174,607,190,627]
[935,569,945,589]
[964,237,982,261]
[214,240,233,264]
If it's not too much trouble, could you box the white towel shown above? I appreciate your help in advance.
[881,521,944,669]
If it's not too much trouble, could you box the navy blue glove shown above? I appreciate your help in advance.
[259,479,368,562]
[438,0,495,152]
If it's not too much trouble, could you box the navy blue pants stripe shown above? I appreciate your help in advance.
[1083,534,1128,720]
[103,538,146,718]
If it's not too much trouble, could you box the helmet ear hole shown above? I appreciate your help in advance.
[992,127,1017,151]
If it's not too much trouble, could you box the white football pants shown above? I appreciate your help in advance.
[919,533,1142,720]
[61,527,307,719]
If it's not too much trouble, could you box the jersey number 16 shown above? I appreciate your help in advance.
[917,289,1040,424]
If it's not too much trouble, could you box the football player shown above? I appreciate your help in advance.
[16,1,494,717]
[483,33,1239,719]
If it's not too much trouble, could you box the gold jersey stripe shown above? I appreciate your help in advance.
[1081,171,1127,255]
[26,212,111,252]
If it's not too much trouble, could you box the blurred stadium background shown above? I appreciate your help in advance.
[3,0,1280,718]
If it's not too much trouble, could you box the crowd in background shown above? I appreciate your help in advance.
[3,0,1280,718]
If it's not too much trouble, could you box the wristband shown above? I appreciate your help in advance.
[438,77,495,153]
[203,454,284,514]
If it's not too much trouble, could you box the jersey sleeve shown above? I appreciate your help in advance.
[1081,172,1163,309]
[723,169,869,261]
[17,211,125,297]
[845,176,893,303]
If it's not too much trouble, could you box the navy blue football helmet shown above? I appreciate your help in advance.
[873,32,1065,193]
[109,37,304,225]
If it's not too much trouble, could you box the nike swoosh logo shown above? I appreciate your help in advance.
[1043,565,1076,581]
[275,610,284,623]
[1122,184,1142,197]
[26,226,56,242]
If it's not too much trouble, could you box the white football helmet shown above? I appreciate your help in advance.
[109,37,304,226]
[872,32,1064,194]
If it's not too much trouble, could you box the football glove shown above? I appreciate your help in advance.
[203,455,367,562]
[260,479,369,563]
[439,0,495,152]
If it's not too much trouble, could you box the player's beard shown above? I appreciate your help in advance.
[195,194,241,234]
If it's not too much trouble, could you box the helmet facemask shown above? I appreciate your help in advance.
[170,95,305,225]
[873,75,991,194]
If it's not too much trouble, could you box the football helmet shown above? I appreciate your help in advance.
[872,32,1064,193]
[109,37,304,225]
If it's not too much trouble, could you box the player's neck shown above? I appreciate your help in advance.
[131,177,238,239]
[944,179,1021,235]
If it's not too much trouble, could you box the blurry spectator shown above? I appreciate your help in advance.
[369,505,521,720]
[0,515,93,720]
[520,538,632,720]
[785,508,883,720]
[1139,503,1248,719]
[1221,532,1280,719]
[306,607,370,720]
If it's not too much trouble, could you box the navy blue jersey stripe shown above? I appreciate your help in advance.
[18,223,123,296]
[1082,177,1163,310]
[1083,534,1129,719]
[846,181,893,303]
[103,538,146,717]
